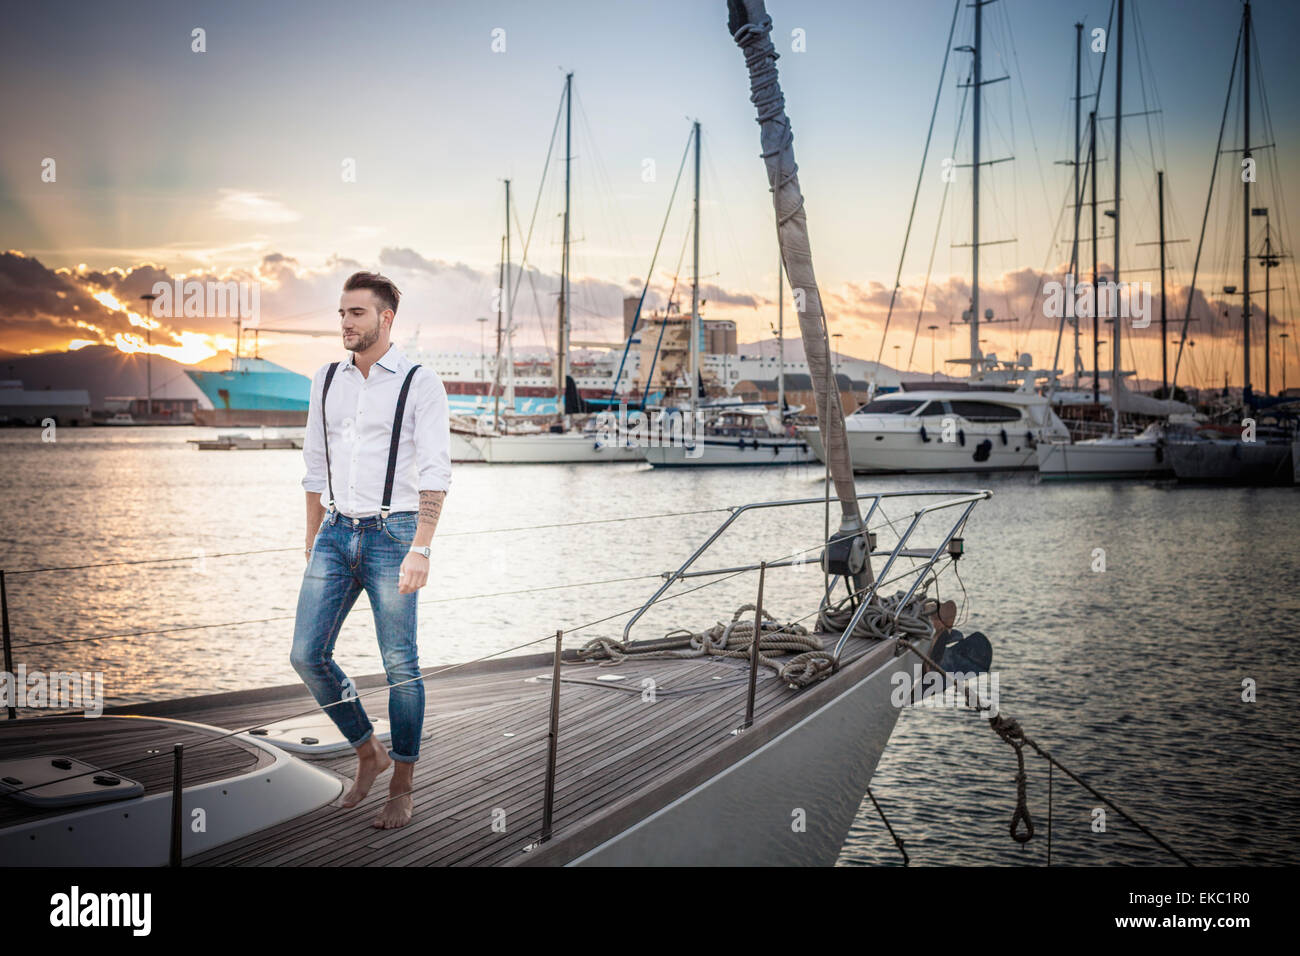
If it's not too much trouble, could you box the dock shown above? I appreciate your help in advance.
[187,435,303,450]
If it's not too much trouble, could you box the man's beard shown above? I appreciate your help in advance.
[344,324,381,352]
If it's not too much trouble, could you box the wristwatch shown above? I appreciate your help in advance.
[408,545,432,558]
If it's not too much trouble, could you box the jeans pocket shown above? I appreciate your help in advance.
[382,516,417,545]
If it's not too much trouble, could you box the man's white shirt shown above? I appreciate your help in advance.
[302,343,451,516]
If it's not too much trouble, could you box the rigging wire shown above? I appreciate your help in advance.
[875,0,962,366]
[1171,15,1242,391]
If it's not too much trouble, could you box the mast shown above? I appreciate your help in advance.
[493,233,504,422]
[505,178,515,413]
[1090,110,1099,405]
[690,119,701,417]
[728,0,869,582]
[1071,21,1083,388]
[493,179,512,425]
[777,247,785,413]
[1242,0,1252,409]
[557,72,573,420]
[969,0,984,374]
[1111,0,1123,437]
[1262,217,1273,395]
[1158,169,1168,395]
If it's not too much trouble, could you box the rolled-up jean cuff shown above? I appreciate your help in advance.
[350,727,374,747]
[389,749,418,764]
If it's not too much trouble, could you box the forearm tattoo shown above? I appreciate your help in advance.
[418,490,445,534]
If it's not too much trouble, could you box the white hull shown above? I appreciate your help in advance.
[470,432,644,464]
[449,431,485,462]
[641,437,817,468]
[560,642,913,866]
[1036,438,1171,479]
[799,388,1069,474]
[802,423,1041,473]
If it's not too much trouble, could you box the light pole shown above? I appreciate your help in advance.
[927,324,939,381]
[140,292,158,417]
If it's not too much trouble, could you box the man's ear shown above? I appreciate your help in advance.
[382,309,395,330]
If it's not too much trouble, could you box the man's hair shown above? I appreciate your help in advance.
[343,271,401,317]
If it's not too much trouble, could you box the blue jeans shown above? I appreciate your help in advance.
[290,510,424,763]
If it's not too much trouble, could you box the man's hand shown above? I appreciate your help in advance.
[398,552,429,594]
[305,491,326,564]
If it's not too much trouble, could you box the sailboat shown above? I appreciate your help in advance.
[641,127,816,468]
[1037,0,1194,480]
[800,0,1069,474]
[1165,0,1295,485]
[466,73,641,465]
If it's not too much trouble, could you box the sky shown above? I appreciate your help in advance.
[2,0,1298,390]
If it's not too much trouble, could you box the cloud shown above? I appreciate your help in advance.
[214,189,301,224]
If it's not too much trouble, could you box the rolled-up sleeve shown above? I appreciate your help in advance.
[302,365,328,495]
[413,367,452,492]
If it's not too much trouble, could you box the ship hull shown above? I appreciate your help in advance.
[802,423,1040,473]
[523,638,913,866]
[642,437,817,467]
[1166,440,1294,485]
[1035,438,1172,479]
[470,433,644,464]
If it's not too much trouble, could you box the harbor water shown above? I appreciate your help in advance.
[2,425,1297,865]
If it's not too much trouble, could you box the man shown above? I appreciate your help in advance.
[291,270,451,830]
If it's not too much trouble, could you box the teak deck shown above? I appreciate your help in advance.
[2,633,888,866]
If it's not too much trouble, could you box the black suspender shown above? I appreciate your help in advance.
[321,361,340,512]
[319,360,422,517]
[381,364,422,517]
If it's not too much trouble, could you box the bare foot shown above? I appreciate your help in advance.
[340,736,391,808]
[372,765,415,829]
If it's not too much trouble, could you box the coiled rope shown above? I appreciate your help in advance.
[577,603,834,687]
[818,587,936,644]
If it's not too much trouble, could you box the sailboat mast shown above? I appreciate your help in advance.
[505,178,515,411]
[970,0,984,374]
[1072,21,1083,388]
[558,72,573,416]
[728,0,868,571]
[494,232,504,423]
[777,248,785,413]
[690,120,701,417]
[1091,110,1099,405]
[1242,0,1252,408]
[1111,0,1123,437]
[1158,170,1168,395]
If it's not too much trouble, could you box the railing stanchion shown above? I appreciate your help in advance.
[1,571,15,719]
[541,629,563,842]
[169,743,184,867]
[743,562,767,729]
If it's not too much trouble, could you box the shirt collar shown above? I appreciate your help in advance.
[343,342,407,375]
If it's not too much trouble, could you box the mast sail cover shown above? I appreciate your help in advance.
[728,0,862,531]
